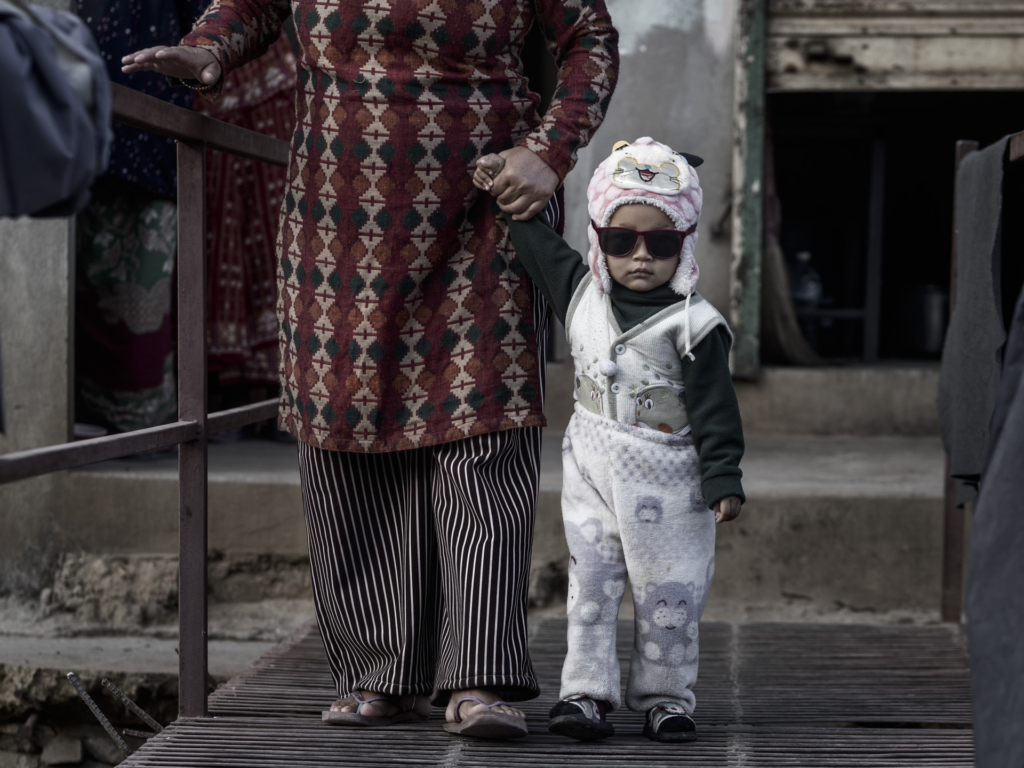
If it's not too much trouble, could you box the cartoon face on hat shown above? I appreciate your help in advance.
[612,155,689,194]
[586,137,704,296]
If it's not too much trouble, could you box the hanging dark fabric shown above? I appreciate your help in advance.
[937,135,1011,505]
[0,0,111,217]
[0,313,5,435]
[965,281,1024,768]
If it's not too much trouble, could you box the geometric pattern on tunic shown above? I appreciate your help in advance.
[183,0,619,451]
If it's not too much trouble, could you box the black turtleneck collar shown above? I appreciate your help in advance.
[608,280,685,332]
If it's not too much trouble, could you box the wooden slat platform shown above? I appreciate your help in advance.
[125,619,974,767]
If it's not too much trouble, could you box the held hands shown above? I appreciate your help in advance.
[472,153,504,192]
[473,148,559,221]
[121,46,222,86]
[714,496,741,524]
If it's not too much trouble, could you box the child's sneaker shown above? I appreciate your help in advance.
[643,702,697,742]
[548,694,614,741]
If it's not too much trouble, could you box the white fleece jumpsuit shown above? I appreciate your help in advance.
[559,281,730,715]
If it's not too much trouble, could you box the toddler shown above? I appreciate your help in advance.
[474,137,744,742]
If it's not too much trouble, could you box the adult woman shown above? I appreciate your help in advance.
[123,0,618,737]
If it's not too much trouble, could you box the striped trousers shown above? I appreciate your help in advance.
[297,427,543,705]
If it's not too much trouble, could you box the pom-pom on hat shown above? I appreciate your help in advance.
[586,137,703,296]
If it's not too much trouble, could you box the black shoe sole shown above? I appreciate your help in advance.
[549,714,615,741]
[643,724,698,743]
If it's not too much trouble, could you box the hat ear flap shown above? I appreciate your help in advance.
[670,231,699,296]
[588,222,613,294]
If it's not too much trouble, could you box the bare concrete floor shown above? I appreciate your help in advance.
[0,596,315,641]
[0,635,277,679]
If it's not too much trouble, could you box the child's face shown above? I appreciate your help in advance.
[605,204,680,292]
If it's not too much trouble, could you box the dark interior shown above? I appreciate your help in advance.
[769,91,1024,362]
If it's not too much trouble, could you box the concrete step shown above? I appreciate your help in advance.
[62,431,946,623]
[64,441,306,556]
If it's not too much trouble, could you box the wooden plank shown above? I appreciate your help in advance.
[123,723,974,768]
[770,71,1024,91]
[767,35,1024,91]
[769,16,1024,36]
[207,620,972,727]
[770,0,1024,15]
[113,619,974,767]
[730,0,767,380]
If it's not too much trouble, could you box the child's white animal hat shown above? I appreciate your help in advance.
[586,137,703,296]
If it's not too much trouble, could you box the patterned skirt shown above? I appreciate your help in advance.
[75,177,177,433]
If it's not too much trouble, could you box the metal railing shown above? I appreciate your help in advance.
[0,82,290,718]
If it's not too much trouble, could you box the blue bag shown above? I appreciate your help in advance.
[0,0,112,217]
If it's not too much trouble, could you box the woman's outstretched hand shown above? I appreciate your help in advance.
[121,46,222,86]
[473,147,558,221]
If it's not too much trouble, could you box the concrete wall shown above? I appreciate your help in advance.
[0,215,75,596]
[564,0,737,316]
[0,0,98,597]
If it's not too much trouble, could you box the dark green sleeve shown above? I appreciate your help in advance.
[505,212,589,327]
[681,326,746,507]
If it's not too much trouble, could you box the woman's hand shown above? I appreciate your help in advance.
[121,46,222,86]
[714,496,742,524]
[482,147,559,221]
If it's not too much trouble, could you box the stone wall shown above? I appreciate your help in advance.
[0,216,74,598]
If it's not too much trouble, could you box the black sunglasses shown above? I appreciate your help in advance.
[591,220,696,260]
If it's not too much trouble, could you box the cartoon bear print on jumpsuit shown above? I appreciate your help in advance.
[634,580,700,666]
[563,515,628,674]
[634,495,664,524]
[632,554,714,677]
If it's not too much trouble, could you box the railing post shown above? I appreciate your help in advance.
[176,139,209,716]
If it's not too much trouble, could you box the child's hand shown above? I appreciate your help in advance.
[714,496,741,524]
[473,154,506,192]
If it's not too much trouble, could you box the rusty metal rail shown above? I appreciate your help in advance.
[0,82,290,719]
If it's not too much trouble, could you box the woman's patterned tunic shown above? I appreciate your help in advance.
[183,0,618,452]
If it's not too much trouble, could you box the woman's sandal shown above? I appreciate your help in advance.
[321,691,427,727]
[443,695,529,739]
